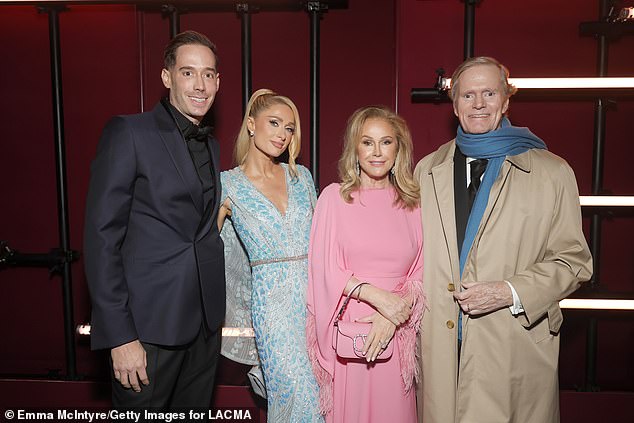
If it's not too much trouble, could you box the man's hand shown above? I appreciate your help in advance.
[454,281,513,316]
[111,340,149,392]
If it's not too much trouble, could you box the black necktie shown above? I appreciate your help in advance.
[467,159,488,213]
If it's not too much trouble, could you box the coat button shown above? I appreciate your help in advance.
[447,283,455,292]
[446,320,455,329]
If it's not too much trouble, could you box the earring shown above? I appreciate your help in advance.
[390,166,395,176]
[355,160,360,176]
[248,129,254,137]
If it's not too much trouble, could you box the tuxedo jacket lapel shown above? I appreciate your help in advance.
[192,136,221,241]
[207,136,221,217]
[153,105,204,215]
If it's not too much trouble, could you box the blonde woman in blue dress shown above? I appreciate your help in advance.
[218,89,323,422]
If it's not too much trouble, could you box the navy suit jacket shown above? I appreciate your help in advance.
[84,103,225,350]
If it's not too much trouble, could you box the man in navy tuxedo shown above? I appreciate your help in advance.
[84,31,225,409]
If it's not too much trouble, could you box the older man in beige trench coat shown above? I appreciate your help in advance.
[415,57,592,423]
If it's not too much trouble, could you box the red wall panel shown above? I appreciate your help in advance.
[0,0,397,380]
[0,0,632,396]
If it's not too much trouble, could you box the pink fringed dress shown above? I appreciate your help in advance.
[307,184,424,423]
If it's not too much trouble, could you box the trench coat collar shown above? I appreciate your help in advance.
[428,139,456,171]
[427,139,533,174]
[506,150,532,173]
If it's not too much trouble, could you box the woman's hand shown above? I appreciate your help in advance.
[363,285,411,326]
[217,198,232,231]
[356,312,396,362]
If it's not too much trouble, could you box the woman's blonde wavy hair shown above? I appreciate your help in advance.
[338,106,420,209]
[234,88,302,177]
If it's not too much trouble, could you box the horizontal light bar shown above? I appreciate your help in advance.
[222,327,255,338]
[76,324,255,338]
[560,299,634,310]
[510,77,634,89]
[442,77,634,90]
[579,196,634,207]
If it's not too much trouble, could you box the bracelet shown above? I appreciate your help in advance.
[348,281,365,299]
[356,283,364,302]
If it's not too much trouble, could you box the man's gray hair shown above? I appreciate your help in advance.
[449,56,517,101]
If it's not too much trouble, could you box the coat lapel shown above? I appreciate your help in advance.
[153,105,204,215]
[471,151,532,251]
[429,141,461,282]
[192,136,221,242]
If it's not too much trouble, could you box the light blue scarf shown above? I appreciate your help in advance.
[456,117,547,277]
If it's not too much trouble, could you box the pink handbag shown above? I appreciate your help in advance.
[332,283,393,361]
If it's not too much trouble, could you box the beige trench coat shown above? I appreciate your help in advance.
[415,140,592,423]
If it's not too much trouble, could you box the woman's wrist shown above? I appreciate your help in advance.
[359,283,381,305]
[348,280,368,301]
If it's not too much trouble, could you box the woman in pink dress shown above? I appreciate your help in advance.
[307,106,424,423]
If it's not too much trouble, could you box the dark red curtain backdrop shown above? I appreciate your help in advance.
[0,0,632,393]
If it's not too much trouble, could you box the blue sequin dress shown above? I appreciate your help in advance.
[221,163,323,423]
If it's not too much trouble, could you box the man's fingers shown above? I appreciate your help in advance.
[454,290,471,301]
[128,371,141,392]
[118,371,131,389]
[139,352,149,385]
[115,366,147,391]
[138,368,150,386]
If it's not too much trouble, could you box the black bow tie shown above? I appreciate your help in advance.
[183,123,212,142]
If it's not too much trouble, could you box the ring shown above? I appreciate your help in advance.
[379,340,388,348]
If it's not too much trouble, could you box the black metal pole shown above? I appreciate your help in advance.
[463,0,477,59]
[584,0,611,393]
[162,5,180,39]
[307,2,322,188]
[41,5,77,379]
[590,0,610,287]
[584,317,599,391]
[238,3,252,113]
